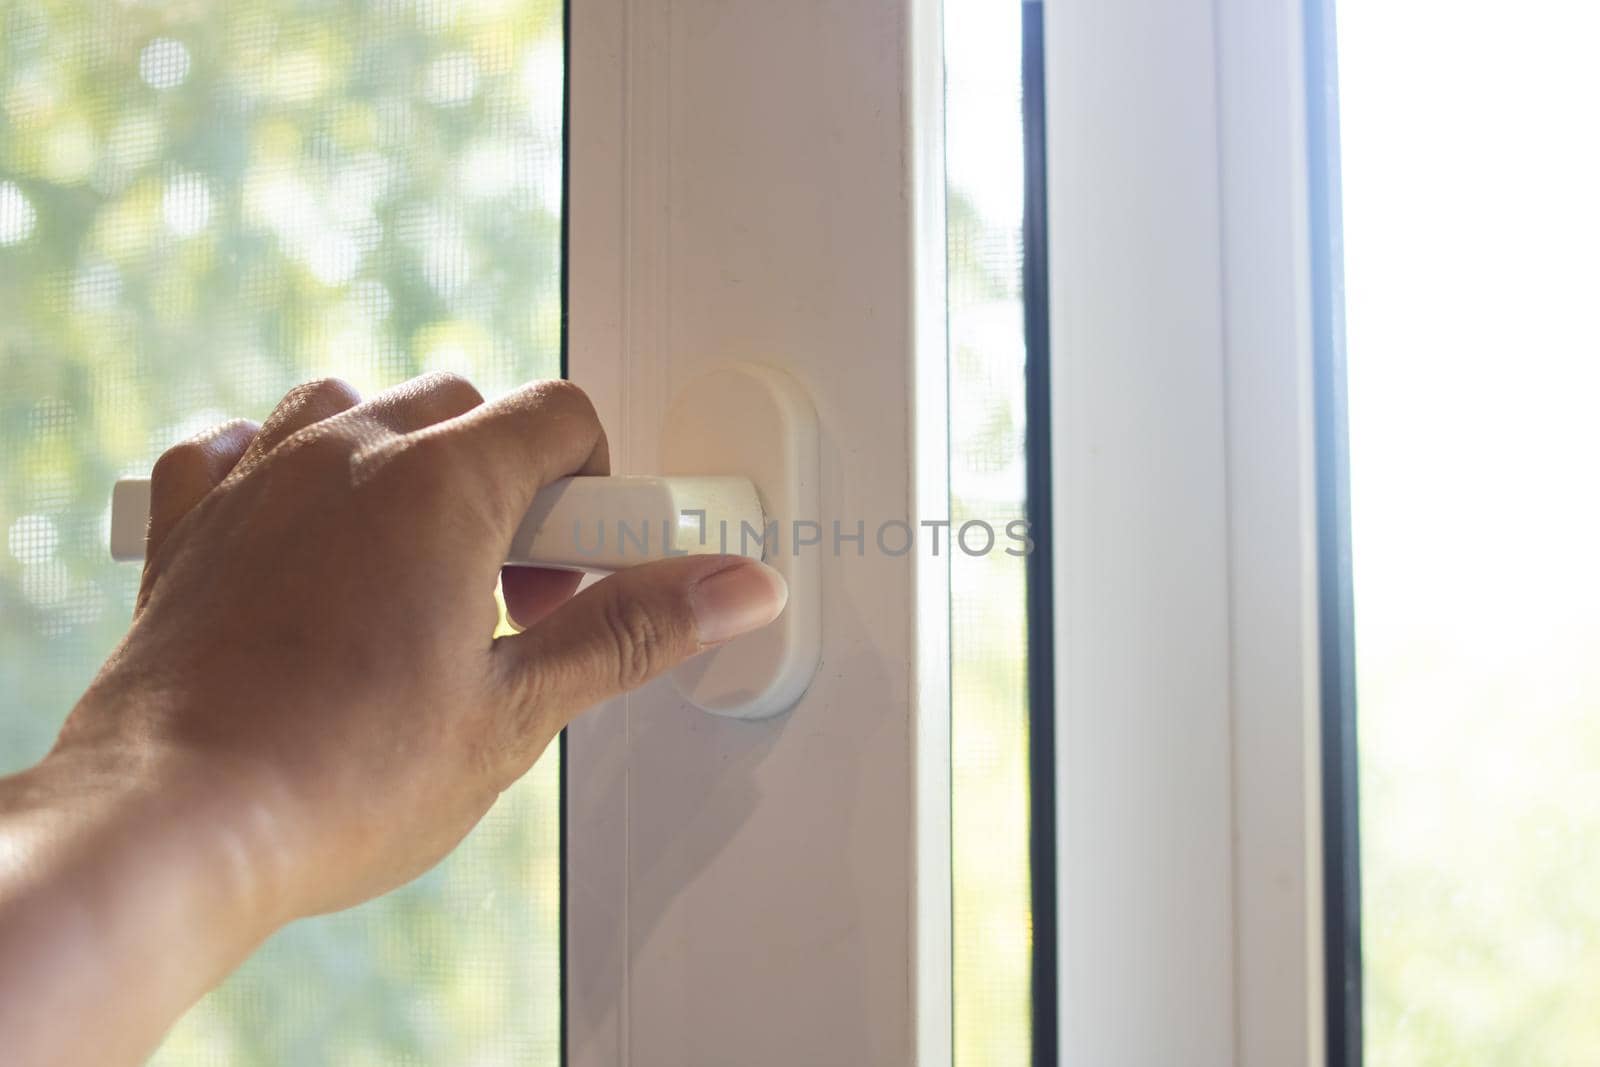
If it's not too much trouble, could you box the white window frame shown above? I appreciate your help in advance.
[1043,0,1329,1063]
[565,1,951,1064]
[563,0,1332,1062]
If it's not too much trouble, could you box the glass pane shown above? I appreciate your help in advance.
[945,2,1032,1064]
[1340,2,1600,1062]
[0,0,565,1060]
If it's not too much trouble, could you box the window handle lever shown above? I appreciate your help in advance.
[108,474,765,572]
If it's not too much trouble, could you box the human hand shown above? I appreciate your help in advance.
[58,373,787,922]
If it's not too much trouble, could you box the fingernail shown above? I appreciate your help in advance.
[689,561,789,646]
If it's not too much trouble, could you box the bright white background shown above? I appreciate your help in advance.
[1339,1,1600,1060]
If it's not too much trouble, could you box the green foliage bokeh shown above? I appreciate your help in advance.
[1,0,564,1061]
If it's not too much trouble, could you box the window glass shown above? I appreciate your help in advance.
[945,2,1032,1063]
[1340,2,1600,1061]
[0,0,564,1060]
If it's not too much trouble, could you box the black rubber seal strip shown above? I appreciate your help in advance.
[1021,5,1059,1065]
[1303,0,1364,1060]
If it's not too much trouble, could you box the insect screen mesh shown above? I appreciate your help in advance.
[0,0,565,1061]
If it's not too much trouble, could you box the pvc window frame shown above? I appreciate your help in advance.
[561,0,1340,1062]
[1040,0,1333,1063]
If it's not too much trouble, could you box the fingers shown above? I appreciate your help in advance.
[412,379,609,534]
[146,419,261,559]
[140,418,260,607]
[345,371,484,434]
[487,556,787,771]
[236,377,361,473]
[237,372,485,476]
[500,567,585,630]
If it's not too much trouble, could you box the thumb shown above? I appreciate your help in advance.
[489,555,787,755]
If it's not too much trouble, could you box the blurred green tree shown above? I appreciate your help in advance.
[1,0,563,1061]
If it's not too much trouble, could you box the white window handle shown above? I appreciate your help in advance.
[109,474,766,572]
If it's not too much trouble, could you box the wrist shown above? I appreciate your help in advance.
[0,739,294,1064]
[29,724,299,943]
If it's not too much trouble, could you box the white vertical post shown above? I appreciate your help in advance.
[1043,0,1325,1062]
[1215,0,1328,1062]
[565,1,951,1064]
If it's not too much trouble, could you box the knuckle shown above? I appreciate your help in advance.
[534,378,598,421]
[601,590,665,691]
[273,419,370,479]
[529,379,606,463]
[293,376,361,411]
[417,370,484,410]
[150,439,212,488]
[302,425,357,461]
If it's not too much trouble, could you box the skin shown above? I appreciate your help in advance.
[0,374,787,1066]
